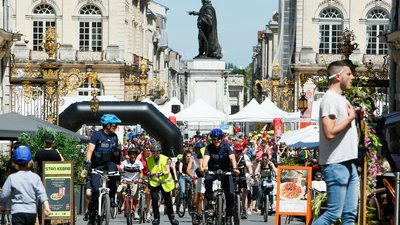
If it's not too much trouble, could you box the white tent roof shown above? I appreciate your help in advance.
[260,98,300,122]
[228,98,275,122]
[141,98,171,117]
[162,96,184,115]
[279,125,319,148]
[175,98,226,122]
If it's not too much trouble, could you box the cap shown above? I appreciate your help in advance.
[14,146,32,166]
[44,133,54,142]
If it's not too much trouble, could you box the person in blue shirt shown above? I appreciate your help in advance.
[81,114,122,225]
[0,146,51,225]
[201,128,239,225]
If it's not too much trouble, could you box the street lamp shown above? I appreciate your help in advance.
[298,91,308,114]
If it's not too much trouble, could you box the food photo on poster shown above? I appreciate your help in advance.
[278,168,309,213]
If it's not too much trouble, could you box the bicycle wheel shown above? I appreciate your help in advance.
[126,196,133,225]
[101,194,111,225]
[176,198,186,217]
[263,194,269,222]
[216,194,224,225]
[187,186,194,215]
[234,194,241,225]
[111,196,118,219]
[138,193,146,224]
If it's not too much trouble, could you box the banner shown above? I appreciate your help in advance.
[273,118,283,140]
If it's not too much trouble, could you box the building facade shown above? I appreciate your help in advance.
[253,0,391,116]
[3,0,181,117]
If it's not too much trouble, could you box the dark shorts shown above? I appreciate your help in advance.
[12,213,36,225]
[251,185,259,200]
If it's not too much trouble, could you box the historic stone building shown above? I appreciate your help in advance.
[1,0,181,117]
[253,0,391,116]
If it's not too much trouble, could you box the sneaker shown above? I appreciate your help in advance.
[83,212,89,221]
[241,211,247,219]
[152,218,160,225]
[110,198,117,208]
[247,208,252,216]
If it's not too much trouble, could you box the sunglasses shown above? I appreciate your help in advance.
[211,137,223,141]
[152,151,161,154]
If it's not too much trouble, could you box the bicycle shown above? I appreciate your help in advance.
[0,209,11,225]
[91,169,120,225]
[122,180,137,225]
[137,179,148,224]
[110,193,118,219]
[260,176,274,222]
[233,176,246,225]
[205,170,231,225]
[176,174,194,218]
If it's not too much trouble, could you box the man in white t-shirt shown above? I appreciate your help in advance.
[314,60,358,225]
[117,147,143,218]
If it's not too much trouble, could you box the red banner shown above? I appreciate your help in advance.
[273,118,283,138]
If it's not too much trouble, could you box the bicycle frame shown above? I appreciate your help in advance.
[91,169,120,217]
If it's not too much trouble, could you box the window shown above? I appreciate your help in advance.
[366,8,389,55]
[319,8,343,54]
[77,79,103,96]
[79,5,102,51]
[32,4,56,51]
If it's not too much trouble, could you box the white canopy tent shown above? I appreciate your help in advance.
[175,98,227,122]
[162,96,184,115]
[279,125,319,148]
[228,98,275,122]
[260,98,300,122]
[141,98,171,117]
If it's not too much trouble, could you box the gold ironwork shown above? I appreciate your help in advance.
[41,27,61,60]
[10,27,101,122]
[337,27,359,60]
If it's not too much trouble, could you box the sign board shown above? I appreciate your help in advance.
[43,161,74,224]
[275,165,312,225]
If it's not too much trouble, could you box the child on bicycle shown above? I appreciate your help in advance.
[0,146,51,225]
[117,147,144,219]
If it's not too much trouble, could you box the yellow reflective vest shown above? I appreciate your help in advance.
[146,154,175,192]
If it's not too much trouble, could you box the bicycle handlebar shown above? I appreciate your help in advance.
[91,169,120,177]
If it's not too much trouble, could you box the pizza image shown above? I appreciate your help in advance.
[280,182,303,200]
[50,193,63,201]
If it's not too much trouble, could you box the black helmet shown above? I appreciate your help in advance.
[127,147,139,155]
[150,141,162,152]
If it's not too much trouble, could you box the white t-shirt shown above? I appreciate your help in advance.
[120,159,144,182]
[319,90,358,165]
[312,180,327,192]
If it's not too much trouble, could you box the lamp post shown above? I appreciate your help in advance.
[298,73,309,114]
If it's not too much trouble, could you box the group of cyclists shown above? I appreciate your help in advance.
[82,114,278,225]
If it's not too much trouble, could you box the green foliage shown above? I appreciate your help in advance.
[229,68,245,75]
[312,192,327,221]
[279,156,302,166]
[0,154,11,185]
[344,78,375,112]
[18,126,86,184]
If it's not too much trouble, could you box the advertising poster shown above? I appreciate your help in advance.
[275,166,312,225]
[43,162,74,222]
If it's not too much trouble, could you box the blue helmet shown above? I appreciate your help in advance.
[210,128,225,138]
[194,142,205,149]
[14,146,32,166]
[100,114,122,125]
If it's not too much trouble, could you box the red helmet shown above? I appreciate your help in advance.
[233,143,244,151]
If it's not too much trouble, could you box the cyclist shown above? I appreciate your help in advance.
[254,153,277,213]
[201,128,239,225]
[117,147,143,219]
[82,114,122,225]
[147,142,179,225]
[177,150,195,209]
[232,143,253,219]
[191,142,205,225]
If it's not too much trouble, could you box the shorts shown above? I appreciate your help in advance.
[85,176,91,189]
[117,182,138,197]
[195,177,205,193]
[250,185,259,200]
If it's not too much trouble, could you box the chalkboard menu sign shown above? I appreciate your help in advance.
[43,162,74,223]
[275,166,312,225]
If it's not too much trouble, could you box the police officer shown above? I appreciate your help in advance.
[82,114,122,225]
[147,141,179,225]
[201,128,239,225]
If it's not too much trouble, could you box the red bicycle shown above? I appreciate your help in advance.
[123,181,136,225]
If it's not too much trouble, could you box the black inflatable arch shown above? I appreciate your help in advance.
[59,101,182,157]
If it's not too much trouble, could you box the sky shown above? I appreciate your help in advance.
[155,0,278,68]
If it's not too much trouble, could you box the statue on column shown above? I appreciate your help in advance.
[188,0,222,59]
